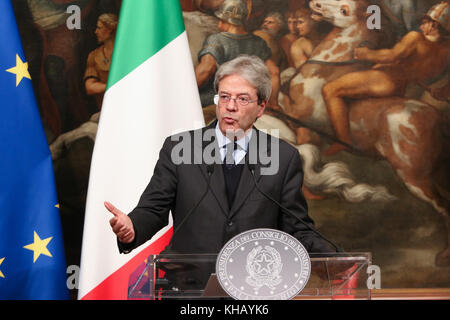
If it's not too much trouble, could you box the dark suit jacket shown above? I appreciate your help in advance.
[120,121,335,254]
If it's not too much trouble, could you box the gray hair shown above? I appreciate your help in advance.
[213,55,272,103]
[266,11,285,28]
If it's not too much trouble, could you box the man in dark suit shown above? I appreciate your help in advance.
[106,55,335,256]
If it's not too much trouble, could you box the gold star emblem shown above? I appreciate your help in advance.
[6,54,31,86]
[0,257,5,278]
[23,231,53,263]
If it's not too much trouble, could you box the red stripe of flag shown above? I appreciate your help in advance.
[80,229,172,300]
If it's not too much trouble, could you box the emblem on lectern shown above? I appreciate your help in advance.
[246,245,283,290]
[216,228,311,300]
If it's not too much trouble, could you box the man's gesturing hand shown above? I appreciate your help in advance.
[105,201,135,244]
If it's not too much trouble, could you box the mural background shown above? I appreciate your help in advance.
[12,0,449,296]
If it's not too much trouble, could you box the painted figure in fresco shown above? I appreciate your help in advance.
[282,7,325,147]
[52,12,118,160]
[25,0,93,135]
[190,0,290,30]
[290,7,323,70]
[253,12,287,68]
[322,1,449,156]
[280,11,299,68]
[195,0,280,110]
[279,0,393,138]
[84,13,118,109]
[278,0,450,266]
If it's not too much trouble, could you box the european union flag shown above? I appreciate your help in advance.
[0,1,68,299]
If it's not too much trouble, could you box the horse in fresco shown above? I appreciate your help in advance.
[277,0,450,266]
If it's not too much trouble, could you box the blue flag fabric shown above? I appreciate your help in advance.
[0,1,68,299]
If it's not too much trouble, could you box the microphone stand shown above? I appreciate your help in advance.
[248,164,344,253]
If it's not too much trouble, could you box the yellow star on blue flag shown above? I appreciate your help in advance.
[23,231,53,263]
[6,54,31,86]
[0,258,5,278]
[0,1,68,299]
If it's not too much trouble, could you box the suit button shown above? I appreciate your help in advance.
[227,221,233,227]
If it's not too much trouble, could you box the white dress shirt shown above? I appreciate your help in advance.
[215,123,252,165]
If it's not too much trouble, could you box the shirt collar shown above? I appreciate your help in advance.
[215,122,252,151]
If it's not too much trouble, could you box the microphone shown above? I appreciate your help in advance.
[247,164,343,252]
[165,164,215,251]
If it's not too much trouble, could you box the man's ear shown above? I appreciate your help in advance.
[256,100,266,119]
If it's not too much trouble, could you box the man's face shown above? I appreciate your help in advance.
[218,20,229,32]
[95,21,112,43]
[420,19,441,42]
[262,17,282,35]
[296,15,314,36]
[287,17,298,35]
[216,74,266,137]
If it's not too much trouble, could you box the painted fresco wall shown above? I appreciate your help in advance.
[13,0,449,291]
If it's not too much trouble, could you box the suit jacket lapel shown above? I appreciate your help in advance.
[209,164,230,214]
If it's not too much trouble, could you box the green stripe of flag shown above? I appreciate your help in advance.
[107,0,185,88]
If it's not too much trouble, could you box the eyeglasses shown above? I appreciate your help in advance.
[214,94,258,107]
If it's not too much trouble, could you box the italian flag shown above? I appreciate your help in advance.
[78,0,204,300]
